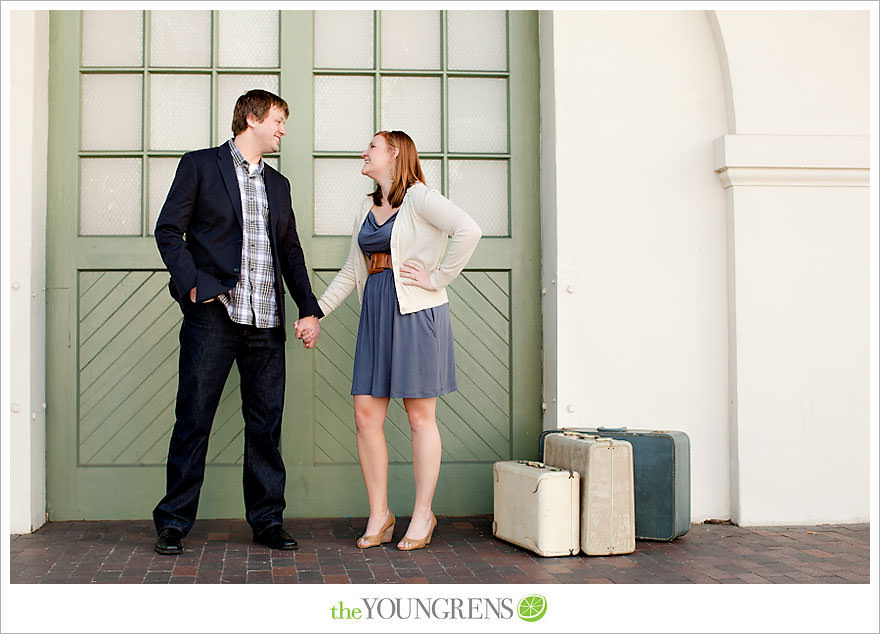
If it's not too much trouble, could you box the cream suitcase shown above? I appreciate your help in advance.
[492,460,580,557]
[543,431,636,555]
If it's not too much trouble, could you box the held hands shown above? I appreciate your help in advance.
[192,285,317,346]
[399,261,437,291]
[294,316,321,349]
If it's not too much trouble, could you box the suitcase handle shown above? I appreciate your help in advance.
[561,430,614,445]
[562,430,600,440]
[516,460,555,470]
[597,426,627,432]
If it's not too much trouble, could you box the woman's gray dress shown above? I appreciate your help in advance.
[350,210,457,398]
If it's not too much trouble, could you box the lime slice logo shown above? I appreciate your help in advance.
[517,595,547,622]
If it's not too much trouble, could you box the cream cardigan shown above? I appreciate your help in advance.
[316,182,482,317]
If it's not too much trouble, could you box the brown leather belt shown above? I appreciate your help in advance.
[368,252,393,275]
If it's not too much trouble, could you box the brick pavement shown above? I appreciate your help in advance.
[9,516,869,584]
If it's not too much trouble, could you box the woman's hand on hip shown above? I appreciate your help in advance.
[400,261,437,291]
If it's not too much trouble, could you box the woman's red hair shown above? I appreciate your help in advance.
[369,130,426,209]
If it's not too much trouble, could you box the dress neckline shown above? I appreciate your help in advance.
[369,208,399,227]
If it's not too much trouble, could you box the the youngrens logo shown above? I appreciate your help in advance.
[517,595,547,622]
[329,595,547,622]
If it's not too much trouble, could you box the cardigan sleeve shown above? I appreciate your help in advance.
[415,188,483,290]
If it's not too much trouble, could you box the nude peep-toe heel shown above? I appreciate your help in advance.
[397,513,437,551]
[356,510,395,549]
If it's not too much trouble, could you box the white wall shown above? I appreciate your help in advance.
[713,10,870,524]
[541,9,870,525]
[541,11,731,522]
[8,10,49,534]
[712,10,869,135]
[727,182,869,524]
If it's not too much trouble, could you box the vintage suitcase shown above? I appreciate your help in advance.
[492,460,581,557]
[540,426,690,541]
[543,431,636,555]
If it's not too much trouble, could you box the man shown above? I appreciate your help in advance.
[153,89,321,555]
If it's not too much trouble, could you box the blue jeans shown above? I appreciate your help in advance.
[153,300,287,537]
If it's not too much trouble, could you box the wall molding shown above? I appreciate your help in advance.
[714,134,869,188]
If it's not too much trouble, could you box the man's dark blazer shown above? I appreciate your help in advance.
[154,143,323,337]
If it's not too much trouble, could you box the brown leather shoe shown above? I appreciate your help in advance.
[397,513,437,551]
[356,510,395,549]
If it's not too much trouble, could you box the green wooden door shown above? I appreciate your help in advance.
[46,10,540,520]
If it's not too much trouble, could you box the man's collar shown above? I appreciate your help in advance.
[227,138,264,175]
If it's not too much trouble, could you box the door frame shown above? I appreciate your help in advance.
[45,9,541,519]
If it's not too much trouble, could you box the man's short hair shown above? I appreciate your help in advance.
[231,89,289,136]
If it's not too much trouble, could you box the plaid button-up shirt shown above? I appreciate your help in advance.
[217,139,280,328]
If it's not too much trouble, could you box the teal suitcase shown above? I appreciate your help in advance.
[539,426,690,541]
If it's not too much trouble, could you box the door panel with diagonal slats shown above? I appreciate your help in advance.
[46,9,287,520]
[77,270,246,466]
[280,10,540,517]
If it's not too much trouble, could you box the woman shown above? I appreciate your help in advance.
[299,130,481,551]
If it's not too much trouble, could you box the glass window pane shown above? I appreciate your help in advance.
[420,158,441,191]
[380,10,440,70]
[150,11,211,68]
[148,157,179,235]
[80,158,142,236]
[447,11,507,71]
[380,76,441,153]
[314,158,374,235]
[264,157,279,171]
[218,11,279,68]
[81,74,143,151]
[448,77,508,153]
[150,74,211,151]
[81,10,143,67]
[216,74,280,144]
[314,11,374,69]
[314,75,374,152]
[448,160,508,236]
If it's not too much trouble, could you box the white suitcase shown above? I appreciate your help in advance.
[492,460,580,557]
[543,431,636,555]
